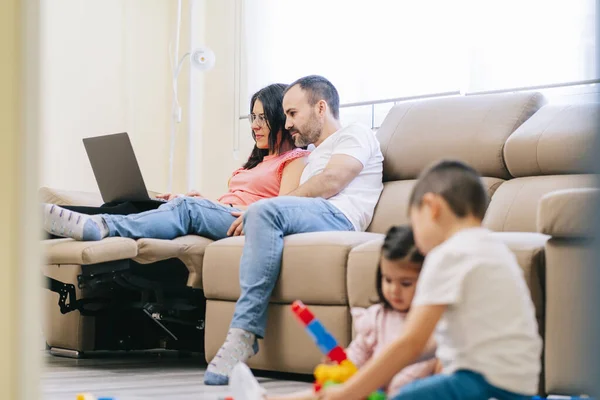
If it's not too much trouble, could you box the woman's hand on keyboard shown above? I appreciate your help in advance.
[155,192,179,201]
[156,190,203,201]
[185,190,204,198]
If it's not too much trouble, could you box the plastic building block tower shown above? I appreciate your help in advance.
[291,300,386,399]
[76,394,115,400]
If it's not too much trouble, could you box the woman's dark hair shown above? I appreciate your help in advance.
[243,83,297,169]
[376,225,425,309]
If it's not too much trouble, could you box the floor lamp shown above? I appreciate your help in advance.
[168,0,215,192]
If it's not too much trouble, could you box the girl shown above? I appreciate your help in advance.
[230,225,439,400]
[43,83,309,241]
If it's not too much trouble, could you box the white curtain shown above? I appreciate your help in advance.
[242,0,596,111]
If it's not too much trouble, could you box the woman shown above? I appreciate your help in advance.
[43,83,309,241]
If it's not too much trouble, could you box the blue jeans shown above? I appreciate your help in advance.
[391,370,533,400]
[230,196,354,338]
[103,197,240,240]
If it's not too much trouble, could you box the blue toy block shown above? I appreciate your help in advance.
[306,320,338,354]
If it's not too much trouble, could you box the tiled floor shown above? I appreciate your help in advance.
[42,351,312,400]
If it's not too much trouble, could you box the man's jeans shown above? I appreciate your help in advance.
[102,196,355,338]
[230,196,354,338]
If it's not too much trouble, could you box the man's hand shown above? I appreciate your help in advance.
[227,211,245,236]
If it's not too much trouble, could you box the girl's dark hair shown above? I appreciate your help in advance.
[243,83,297,169]
[376,225,425,309]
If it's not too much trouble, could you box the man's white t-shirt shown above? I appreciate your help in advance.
[413,228,542,395]
[299,123,383,232]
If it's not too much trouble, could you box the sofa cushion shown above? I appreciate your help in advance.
[43,237,138,265]
[347,237,385,308]
[202,231,381,305]
[491,232,549,336]
[504,103,599,177]
[376,92,545,181]
[205,300,351,374]
[483,175,597,232]
[347,232,548,336]
[368,177,505,234]
[544,240,598,395]
[537,188,599,239]
[39,187,163,207]
[134,235,213,289]
[39,187,104,207]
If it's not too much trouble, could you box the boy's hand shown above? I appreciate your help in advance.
[317,386,349,400]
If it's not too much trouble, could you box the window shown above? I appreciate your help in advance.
[243,0,465,104]
[241,0,597,125]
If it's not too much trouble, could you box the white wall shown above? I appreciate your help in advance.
[40,0,174,193]
[193,0,256,200]
[39,0,256,200]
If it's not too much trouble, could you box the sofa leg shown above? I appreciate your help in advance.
[48,347,84,359]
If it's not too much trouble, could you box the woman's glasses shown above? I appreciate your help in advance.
[248,113,267,126]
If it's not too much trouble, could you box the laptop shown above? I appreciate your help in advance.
[83,132,166,204]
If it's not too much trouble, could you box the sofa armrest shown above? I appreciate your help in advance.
[537,188,599,238]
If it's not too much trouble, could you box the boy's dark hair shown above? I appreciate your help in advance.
[284,75,340,119]
[409,160,488,220]
[376,225,424,309]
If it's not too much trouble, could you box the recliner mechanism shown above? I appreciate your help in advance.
[45,275,111,316]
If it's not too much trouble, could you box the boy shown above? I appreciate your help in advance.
[320,160,542,400]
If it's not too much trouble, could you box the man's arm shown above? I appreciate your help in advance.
[321,304,446,400]
[287,154,363,199]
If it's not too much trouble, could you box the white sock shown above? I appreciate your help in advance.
[205,328,258,381]
[43,204,109,241]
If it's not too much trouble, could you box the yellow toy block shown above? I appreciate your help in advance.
[314,359,358,384]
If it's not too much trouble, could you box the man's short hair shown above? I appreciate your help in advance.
[285,75,340,119]
[409,160,488,220]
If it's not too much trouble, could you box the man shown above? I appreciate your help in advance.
[204,75,384,385]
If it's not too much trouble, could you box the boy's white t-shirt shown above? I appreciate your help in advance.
[299,123,383,232]
[413,228,542,395]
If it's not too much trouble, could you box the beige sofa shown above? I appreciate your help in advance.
[42,93,598,395]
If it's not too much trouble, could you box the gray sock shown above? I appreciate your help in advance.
[44,204,109,241]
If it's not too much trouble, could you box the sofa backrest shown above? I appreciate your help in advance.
[483,103,599,232]
[368,92,545,234]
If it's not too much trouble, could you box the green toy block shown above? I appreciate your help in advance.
[323,380,339,389]
[367,390,387,400]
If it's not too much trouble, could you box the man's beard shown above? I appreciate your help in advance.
[292,114,322,147]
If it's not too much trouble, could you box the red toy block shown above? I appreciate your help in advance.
[313,381,322,393]
[327,345,347,364]
[292,300,315,325]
